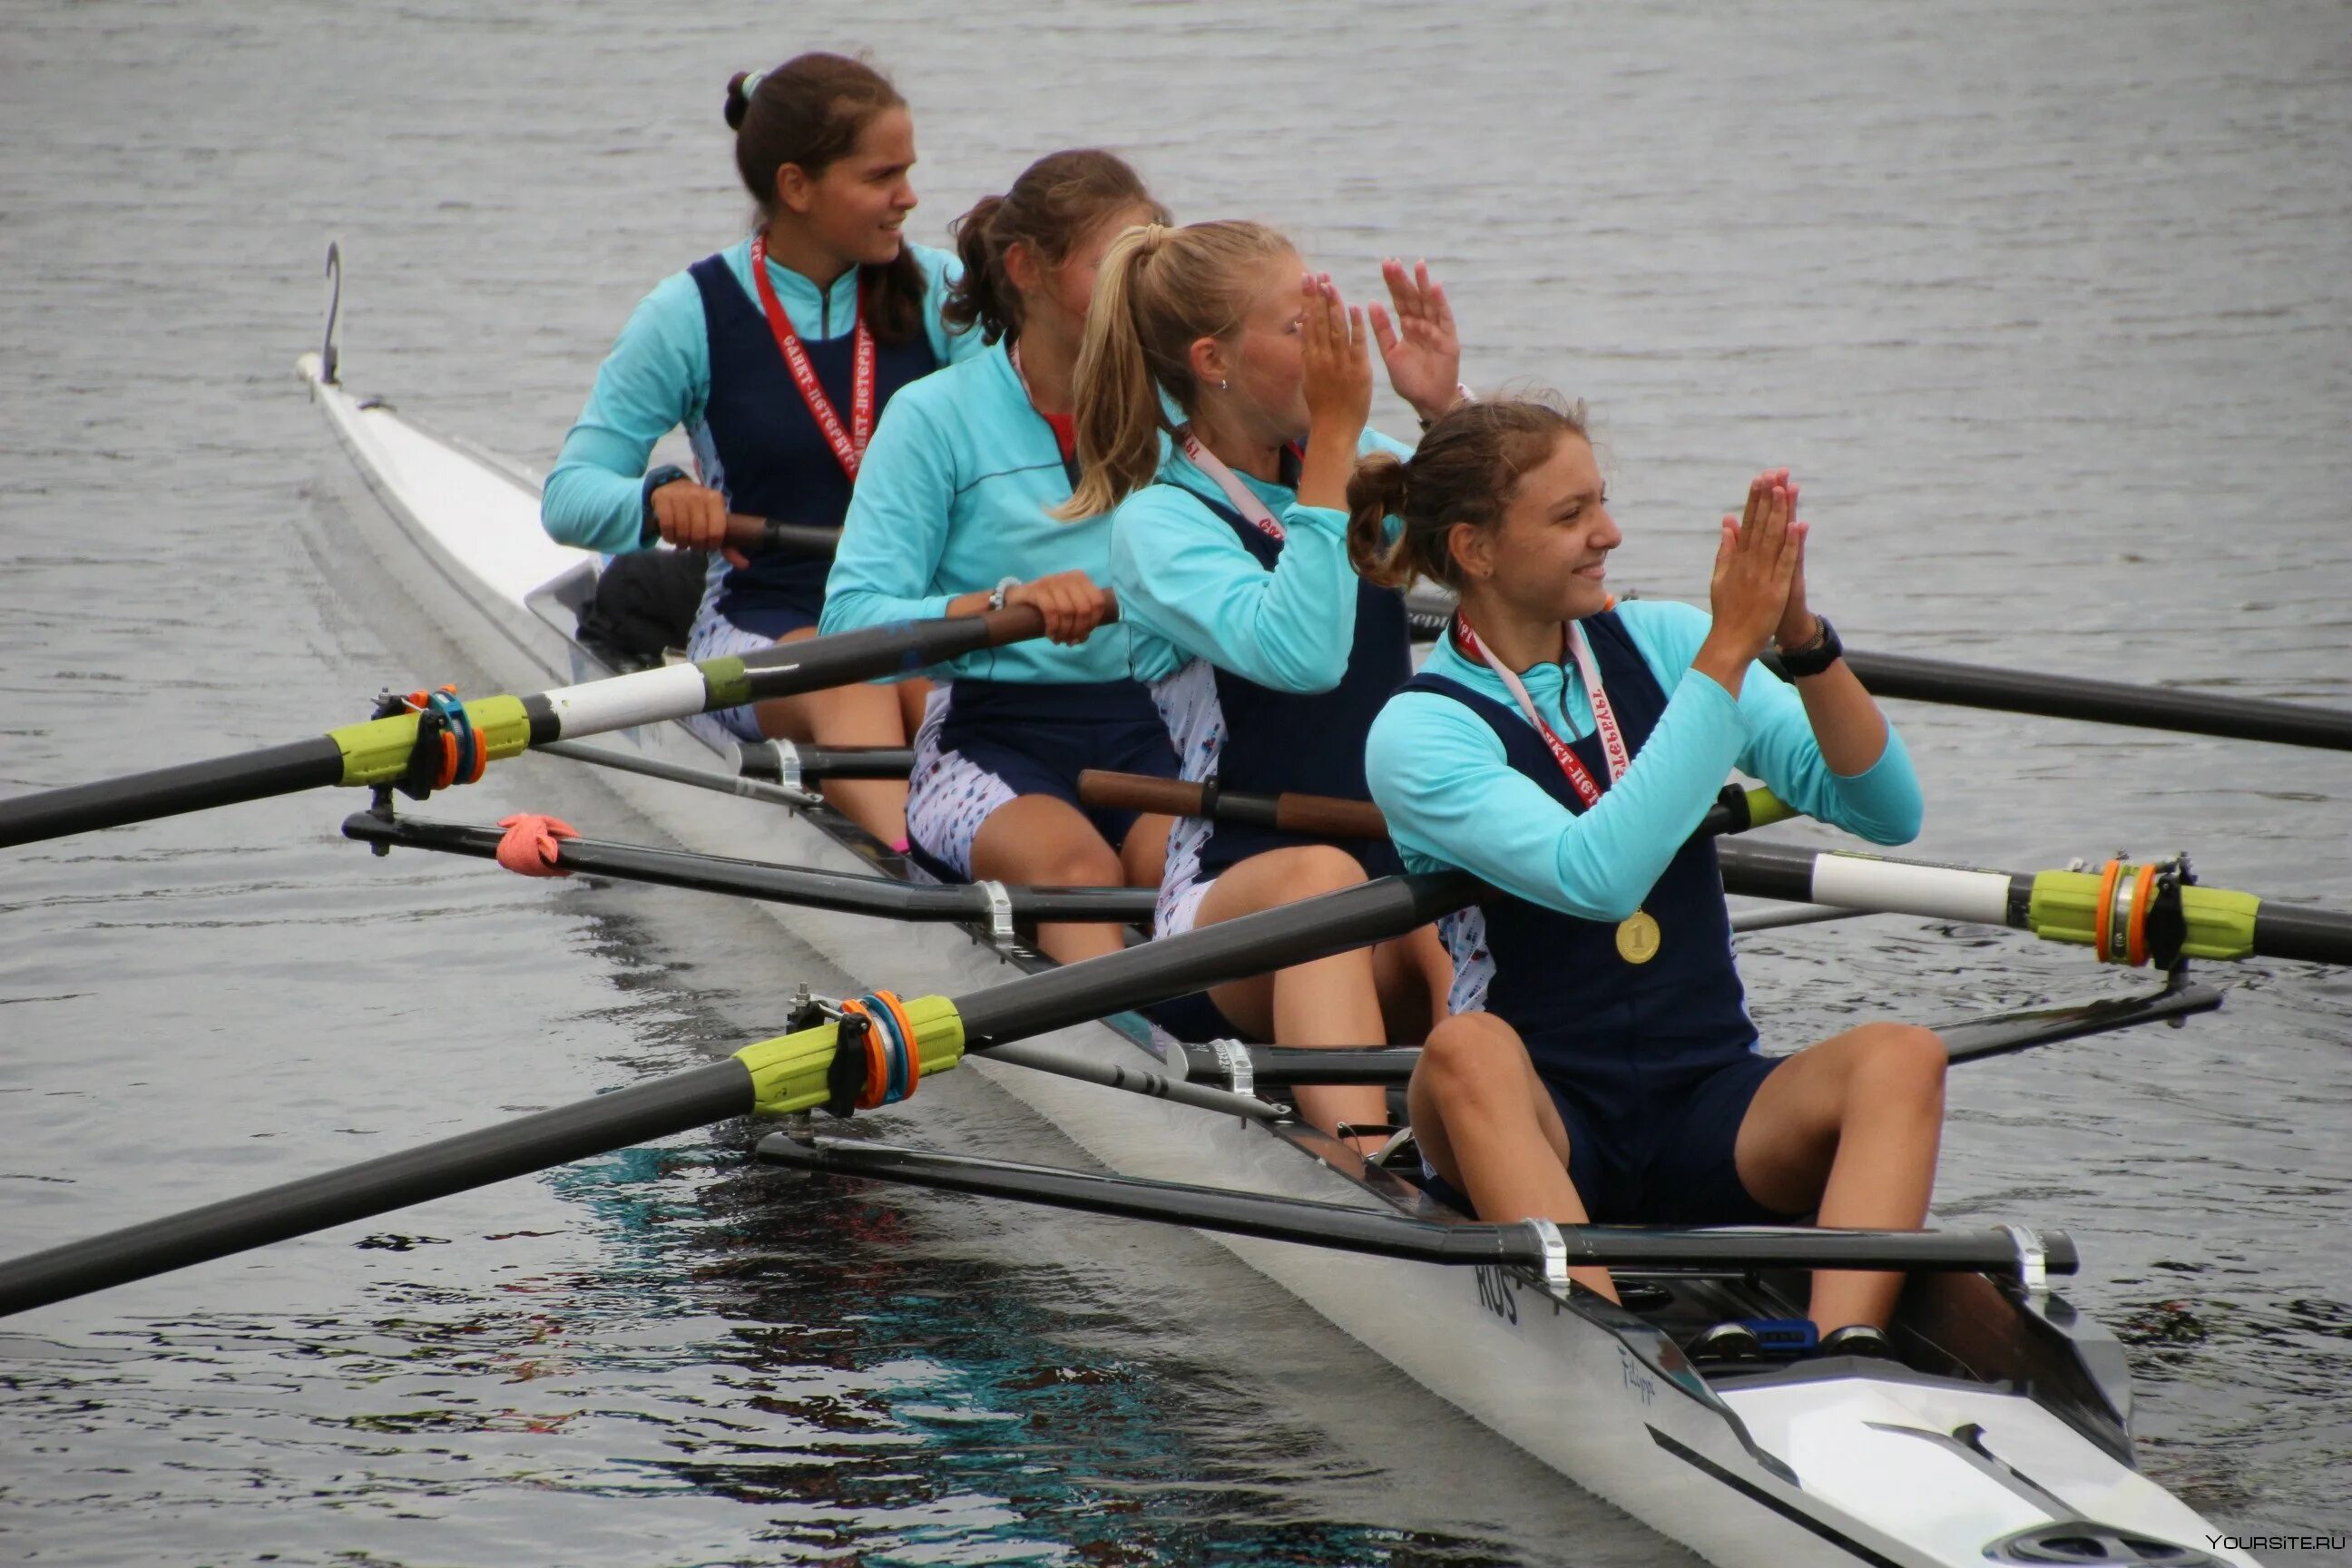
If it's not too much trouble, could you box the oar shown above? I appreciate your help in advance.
[0,868,1475,1318]
[759,1134,2074,1282]
[0,607,1051,851]
[722,514,843,560]
[1075,772,1795,844]
[736,740,916,787]
[1713,838,2352,967]
[1789,647,2352,754]
[1399,587,2352,752]
[342,810,1158,927]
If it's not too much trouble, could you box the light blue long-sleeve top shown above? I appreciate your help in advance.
[541,237,982,554]
[1106,429,1414,690]
[818,338,1148,684]
[1367,599,1923,923]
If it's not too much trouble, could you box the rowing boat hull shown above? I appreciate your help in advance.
[297,349,2255,1568]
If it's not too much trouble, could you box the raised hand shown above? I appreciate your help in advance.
[1299,271,1373,442]
[1770,475,1818,651]
[1694,471,1805,691]
[1367,259,1463,424]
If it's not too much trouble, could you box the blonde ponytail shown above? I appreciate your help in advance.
[1054,218,1297,521]
[1056,224,1172,520]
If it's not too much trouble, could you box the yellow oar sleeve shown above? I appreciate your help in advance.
[733,995,966,1116]
[325,697,534,788]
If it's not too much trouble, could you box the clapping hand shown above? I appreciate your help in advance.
[1706,470,1805,664]
[1299,271,1373,441]
[1368,259,1463,425]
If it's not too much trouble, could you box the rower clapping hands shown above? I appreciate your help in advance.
[1689,467,1806,693]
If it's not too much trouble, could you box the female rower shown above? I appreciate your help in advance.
[1358,397,1941,1353]
[541,54,983,845]
[1068,220,1464,1143]
[820,150,1177,964]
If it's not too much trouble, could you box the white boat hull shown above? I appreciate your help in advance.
[297,349,2255,1568]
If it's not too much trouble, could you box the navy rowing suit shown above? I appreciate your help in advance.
[688,253,939,638]
[1405,611,1795,1225]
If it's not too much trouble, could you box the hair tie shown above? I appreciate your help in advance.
[739,68,765,101]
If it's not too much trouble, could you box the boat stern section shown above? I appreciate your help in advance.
[1713,1364,2255,1566]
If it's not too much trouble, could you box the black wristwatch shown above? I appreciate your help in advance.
[640,465,690,544]
[1777,613,1843,679]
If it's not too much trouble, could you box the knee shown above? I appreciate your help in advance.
[1034,838,1122,888]
[1854,1024,1947,1103]
[1284,845,1370,898]
[1414,1014,1529,1109]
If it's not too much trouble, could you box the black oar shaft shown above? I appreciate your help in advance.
[0,737,345,849]
[0,609,1048,853]
[2255,903,2352,966]
[0,870,1474,1318]
[737,742,917,783]
[0,1062,752,1318]
[340,811,1157,925]
[1820,648,2352,753]
[956,872,1480,1048]
[723,514,839,560]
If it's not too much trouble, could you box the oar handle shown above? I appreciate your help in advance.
[1076,771,1387,839]
[1075,772,1785,848]
[723,514,841,560]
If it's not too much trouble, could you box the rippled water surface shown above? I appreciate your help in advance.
[4,2,2349,1563]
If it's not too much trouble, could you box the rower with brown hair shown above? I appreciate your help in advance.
[542,53,984,845]
[1359,396,1940,1356]
[819,150,1181,964]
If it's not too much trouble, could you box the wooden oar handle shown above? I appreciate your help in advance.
[1076,771,1387,839]
[723,513,842,560]
[1275,791,1389,839]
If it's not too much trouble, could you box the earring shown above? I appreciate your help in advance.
[1218,378,1230,392]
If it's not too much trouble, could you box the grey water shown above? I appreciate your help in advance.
[2,1,2348,1563]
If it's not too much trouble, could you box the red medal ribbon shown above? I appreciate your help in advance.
[1180,430,1288,543]
[749,234,875,480]
[1454,612,1627,810]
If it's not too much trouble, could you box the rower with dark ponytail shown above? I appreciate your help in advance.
[820,151,1181,966]
[541,52,985,847]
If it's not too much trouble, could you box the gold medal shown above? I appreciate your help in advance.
[1615,908,1661,965]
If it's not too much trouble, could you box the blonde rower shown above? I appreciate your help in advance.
[1063,220,1465,1144]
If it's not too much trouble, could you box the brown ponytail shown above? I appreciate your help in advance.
[1054,219,1295,520]
[724,54,926,346]
[944,150,1166,344]
[1347,395,1590,591]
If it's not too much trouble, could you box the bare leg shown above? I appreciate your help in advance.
[968,794,1129,965]
[750,626,910,844]
[1733,1023,1947,1335]
[1119,813,1172,892]
[1408,1013,1615,1299]
[1371,923,1455,1042]
[897,678,933,736]
[1190,846,1395,1142]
